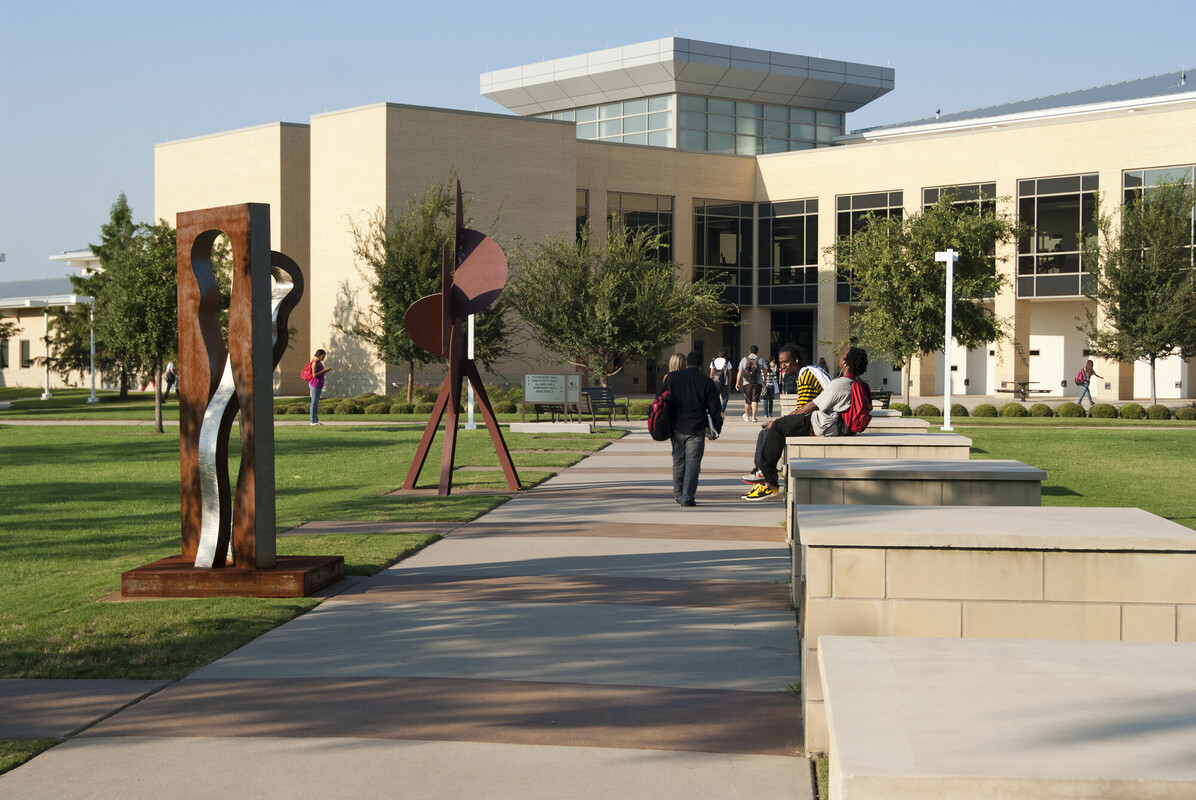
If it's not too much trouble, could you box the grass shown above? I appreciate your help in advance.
[0,740,58,775]
[815,756,829,799]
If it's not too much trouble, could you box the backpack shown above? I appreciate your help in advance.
[839,378,873,435]
[300,361,315,382]
[710,357,728,385]
[1074,368,1086,386]
[743,357,761,385]
[648,385,674,441]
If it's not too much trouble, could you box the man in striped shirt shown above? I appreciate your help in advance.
[741,343,829,484]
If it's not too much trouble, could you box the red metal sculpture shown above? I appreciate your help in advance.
[402,181,520,496]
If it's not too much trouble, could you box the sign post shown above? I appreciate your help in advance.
[935,249,958,432]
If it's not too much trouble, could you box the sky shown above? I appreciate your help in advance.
[2,0,1192,281]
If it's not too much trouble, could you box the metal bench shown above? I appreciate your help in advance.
[580,386,629,427]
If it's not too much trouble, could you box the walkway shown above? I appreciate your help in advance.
[0,413,811,798]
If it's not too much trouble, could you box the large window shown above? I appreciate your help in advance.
[1018,174,1098,297]
[1124,166,1196,265]
[609,193,673,262]
[0,338,8,369]
[19,339,32,369]
[926,183,998,296]
[576,189,588,241]
[678,96,841,155]
[836,191,904,303]
[542,96,674,147]
[694,200,754,306]
[758,199,818,306]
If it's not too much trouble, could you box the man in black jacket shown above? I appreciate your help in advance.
[665,351,724,506]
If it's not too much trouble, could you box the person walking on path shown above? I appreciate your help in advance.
[307,349,332,425]
[743,346,868,501]
[736,345,763,423]
[763,356,779,418]
[163,362,177,400]
[667,351,723,507]
[708,349,732,413]
[1077,359,1102,407]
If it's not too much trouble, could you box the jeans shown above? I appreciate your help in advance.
[717,384,729,413]
[671,431,706,504]
[1077,382,1093,406]
[310,384,322,423]
[763,386,775,417]
[759,413,813,488]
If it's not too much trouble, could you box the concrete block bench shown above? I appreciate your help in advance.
[794,504,1196,752]
[819,636,1196,799]
[785,432,971,461]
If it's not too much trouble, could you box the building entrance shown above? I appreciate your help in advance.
[770,310,816,362]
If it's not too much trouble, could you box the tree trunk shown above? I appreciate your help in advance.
[118,368,129,400]
[406,361,415,402]
[1149,356,1157,408]
[903,363,912,409]
[153,361,164,434]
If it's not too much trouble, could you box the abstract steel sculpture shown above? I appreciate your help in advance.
[121,203,342,597]
[402,181,520,496]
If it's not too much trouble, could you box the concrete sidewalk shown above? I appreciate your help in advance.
[0,410,811,799]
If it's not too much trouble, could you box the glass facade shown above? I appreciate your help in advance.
[1017,174,1098,297]
[678,96,841,155]
[0,338,7,369]
[925,183,998,296]
[758,199,819,306]
[19,339,31,368]
[609,192,674,262]
[836,191,904,303]
[541,96,674,147]
[1124,166,1196,265]
[694,200,754,306]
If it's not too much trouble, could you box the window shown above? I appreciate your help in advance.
[609,193,673,262]
[542,95,675,147]
[1124,166,1196,265]
[925,183,998,296]
[576,189,589,241]
[1017,174,1098,297]
[836,191,904,303]
[694,200,754,306]
[758,199,818,306]
[677,96,840,155]
[20,339,32,368]
[0,338,8,369]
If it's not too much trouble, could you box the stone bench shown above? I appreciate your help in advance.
[861,416,930,432]
[785,432,970,461]
[819,636,1196,799]
[795,504,1196,752]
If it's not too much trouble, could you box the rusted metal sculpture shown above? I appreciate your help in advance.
[402,181,520,496]
[121,203,342,597]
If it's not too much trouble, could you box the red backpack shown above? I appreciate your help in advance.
[647,385,674,441]
[300,361,315,382]
[839,378,873,435]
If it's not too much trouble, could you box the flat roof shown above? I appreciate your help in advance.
[481,37,893,116]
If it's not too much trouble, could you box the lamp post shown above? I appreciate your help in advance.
[465,314,477,430]
[935,249,958,432]
[41,307,52,400]
[87,302,98,403]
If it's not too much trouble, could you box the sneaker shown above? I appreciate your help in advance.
[742,483,779,501]
[310,421,324,426]
[740,470,764,484]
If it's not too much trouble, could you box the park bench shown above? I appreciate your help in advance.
[581,386,629,427]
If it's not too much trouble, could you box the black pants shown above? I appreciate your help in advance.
[758,413,813,488]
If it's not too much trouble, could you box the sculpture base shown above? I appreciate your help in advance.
[121,555,345,598]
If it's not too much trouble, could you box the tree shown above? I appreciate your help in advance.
[832,193,1023,406]
[1080,176,1196,406]
[507,220,728,386]
[338,180,510,401]
[94,221,178,433]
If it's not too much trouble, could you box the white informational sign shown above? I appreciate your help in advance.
[524,374,580,403]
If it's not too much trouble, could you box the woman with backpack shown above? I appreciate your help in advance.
[708,349,732,413]
[303,349,332,425]
[1076,359,1101,408]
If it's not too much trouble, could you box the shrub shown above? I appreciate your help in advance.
[1176,406,1196,421]
[972,403,998,417]
[1090,403,1118,419]
[494,401,517,414]
[414,402,435,415]
[1057,402,1085,418]
[286,404,308,415]
[950,403,969,418]
[319,401,337,415]
[628,400,653,417]
[275,405,289,416]
[353,393,385,404]
[1000,402,1029,417]
[1029,403,1054,417]
[914,403,941,417]
[1147,404,1172,421]
[890,403,912,417]
[365,403,389,415]
[1118,402,1145,420]
[389,403,412,414]
[335,401,364,415]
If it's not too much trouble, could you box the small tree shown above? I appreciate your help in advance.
[508,220,728,386]
[1080,177,1196,406]
[338,180,510,401]
[94,221,178,433]
[832,194,1023,406]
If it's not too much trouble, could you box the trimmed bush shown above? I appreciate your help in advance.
[972,403,998,417]
[365,403,389,415]
[628,400,653,417]
[914,403,941,417]
[1118,402,1145,420]
[335,401,364,415]
[275,405,289,416]
[950,403,969,418]
[414,402,435,415]
[1029,403,1054,417]
[1000,402,1029,418]
[285,404,308,415]
[1057,402,1085,418]
[890,403,912,417]
[1090,403,1118,419]
[1176,406,1196,421]
[353,393,385,404]
[1147,404,1172,421]
[388,403,411,414]
[494,401,517,414]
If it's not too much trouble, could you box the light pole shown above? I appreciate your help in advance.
[465,314,477,430]
[87,302,98,403]
[935,249,958,432]
[41,307,52,400]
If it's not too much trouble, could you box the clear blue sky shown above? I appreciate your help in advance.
[2,0,1191,280]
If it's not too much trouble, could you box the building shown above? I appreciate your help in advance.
[154,37,1196,400]
[0,273,94,394]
